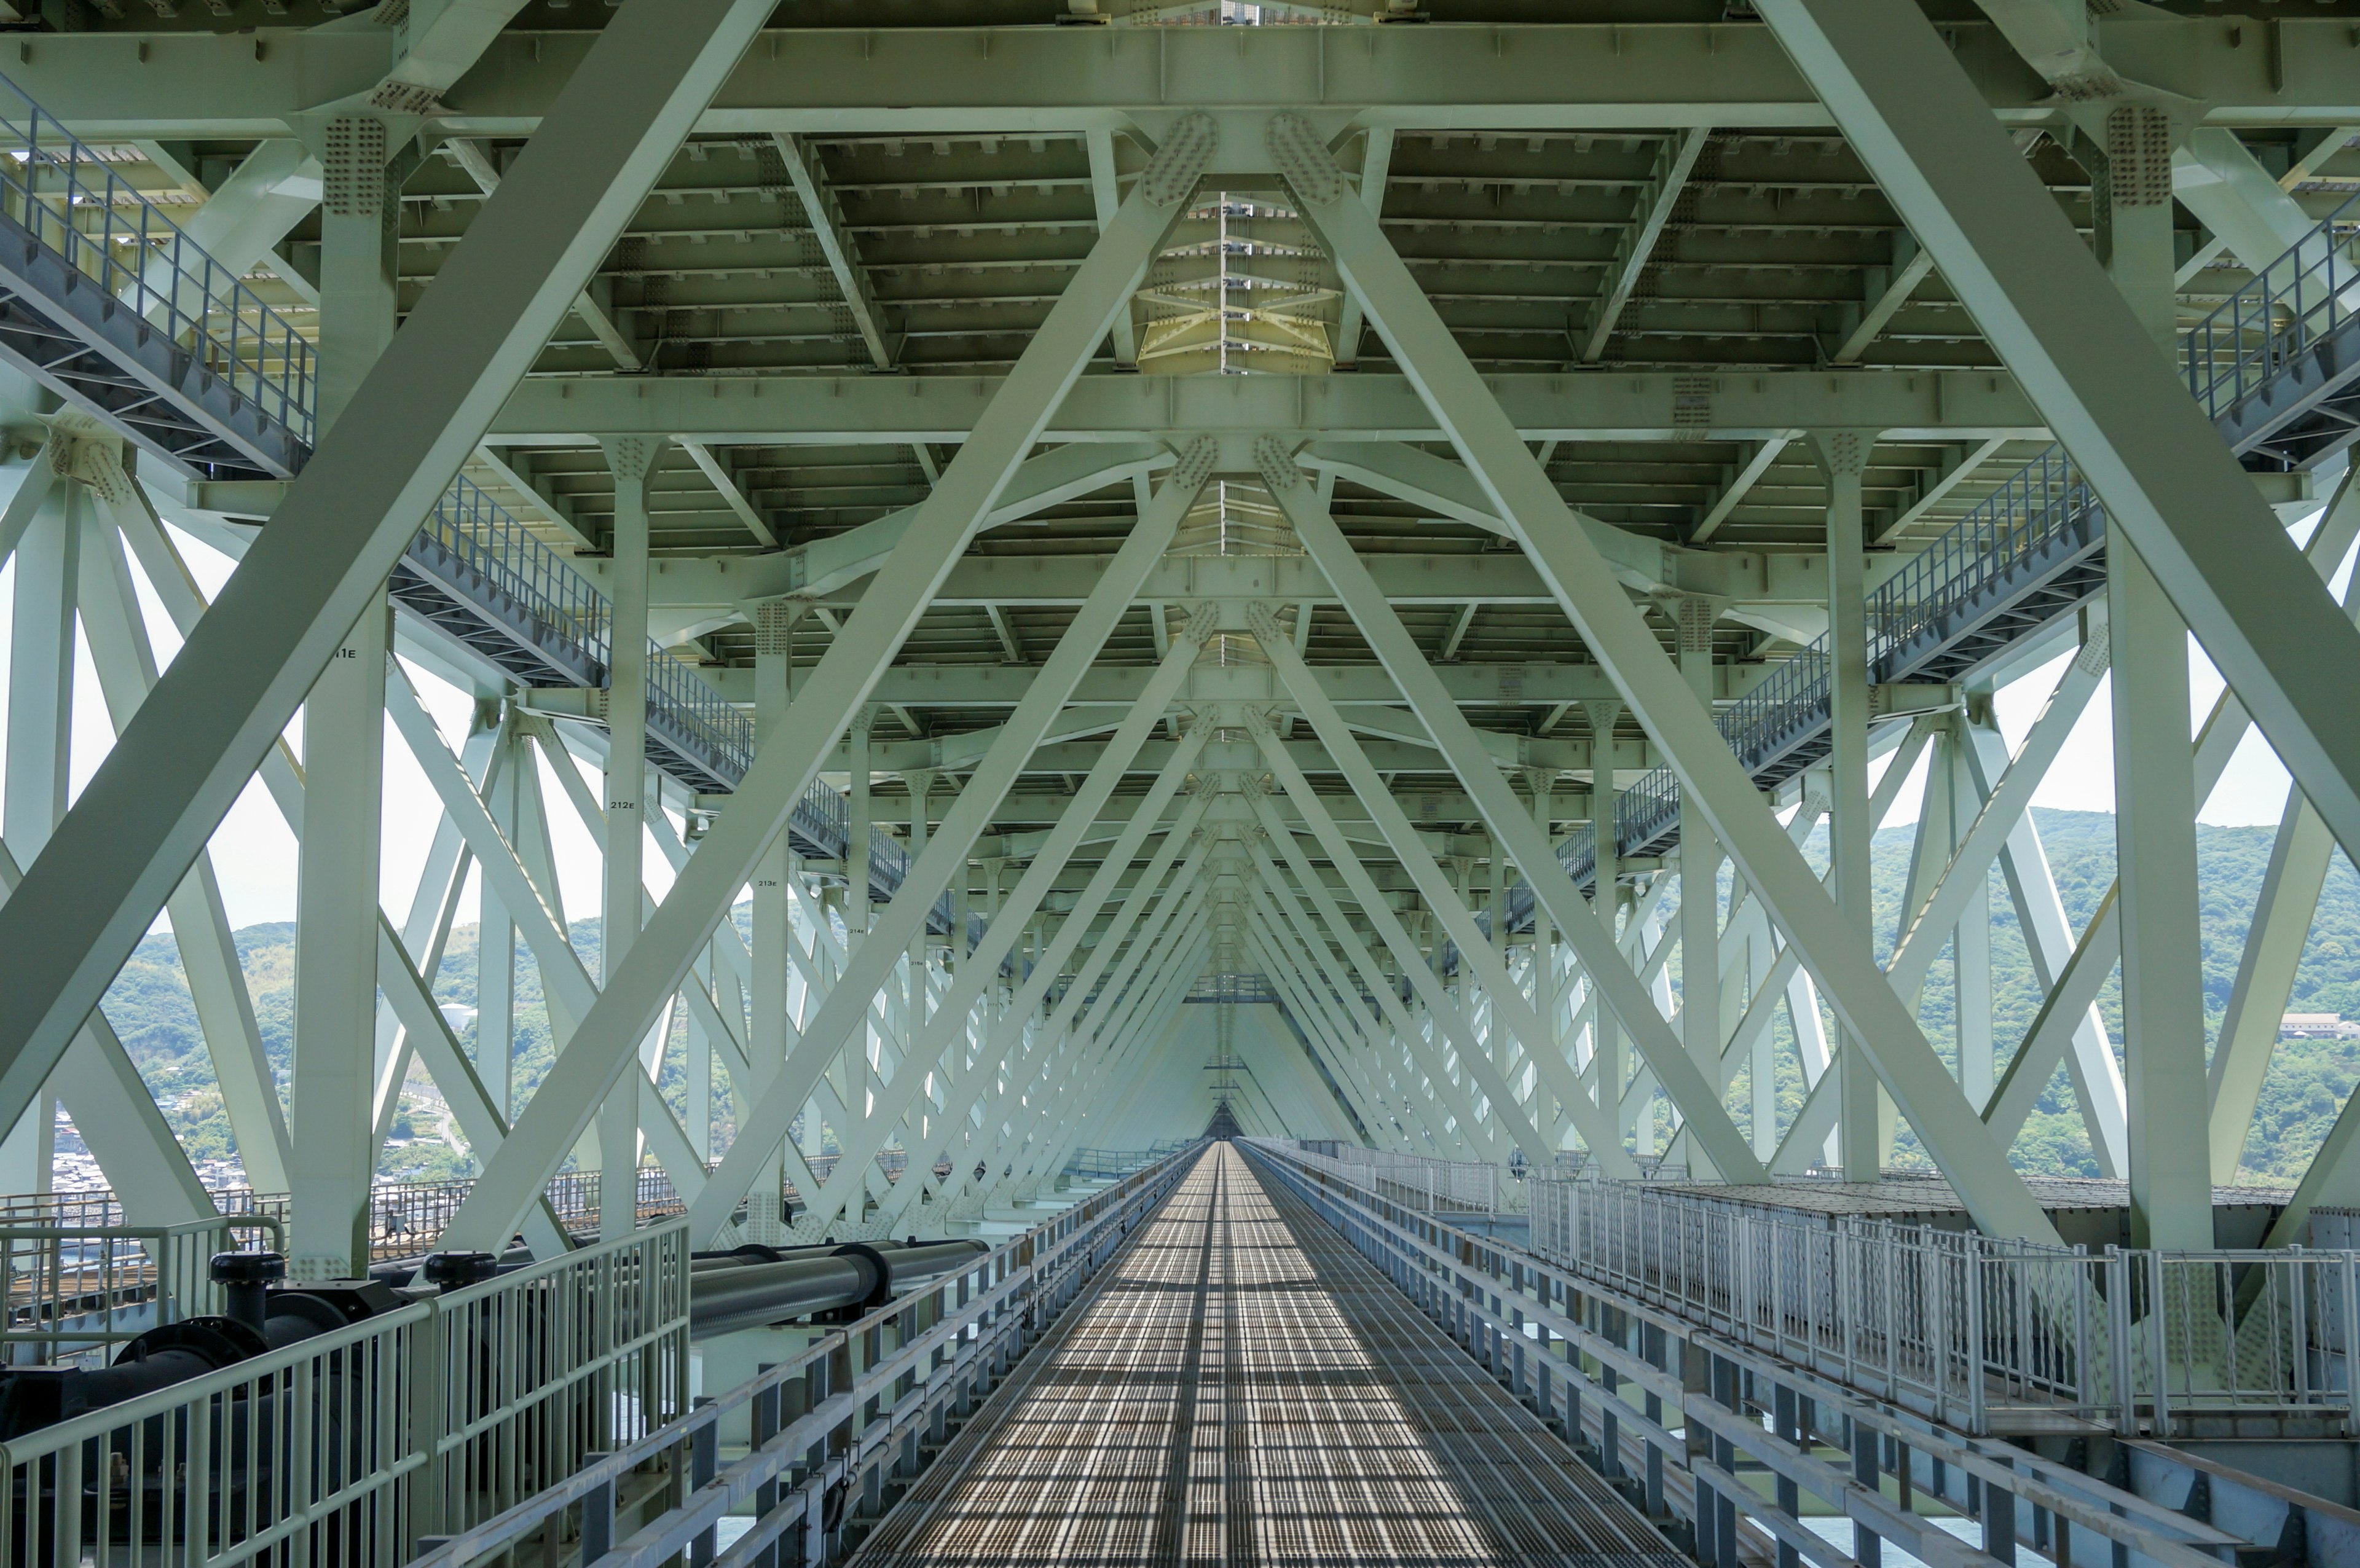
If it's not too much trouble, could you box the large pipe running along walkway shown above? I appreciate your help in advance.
[848,1143,1688,1567]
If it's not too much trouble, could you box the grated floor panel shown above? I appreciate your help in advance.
[846,1143,1691,1567]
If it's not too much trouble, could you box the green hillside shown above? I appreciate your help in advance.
[79,809,2360,1190]
[1688,808,2360,1183]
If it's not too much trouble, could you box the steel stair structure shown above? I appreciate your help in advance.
[0,73,973,941]
[1441,192,2360,968]
[0,79,313,482]
[5,68,2350,961]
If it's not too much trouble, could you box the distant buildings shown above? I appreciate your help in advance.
[2282,1013,2360,1039]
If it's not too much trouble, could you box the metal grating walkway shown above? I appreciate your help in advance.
[847,1143,1688,1567]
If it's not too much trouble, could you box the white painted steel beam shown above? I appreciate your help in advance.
[1755,0,2360,917]
[447,139,646,372]
[1245,796,1500,1164]
[489,370,2048,446]
[25,22,2338,141]
[770,132,898,371]
[1272,109,2056,1241]
[1252,480,1765,1182]
[680,463,1213,1239]
[791,612,1216,1231]
[1576,128,1710,362]
[436,122,1216,1253]
[0,0,779,1145]
[1251,712,1580,1174]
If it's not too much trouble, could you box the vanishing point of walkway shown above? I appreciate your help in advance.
[847,1143,1691,1566]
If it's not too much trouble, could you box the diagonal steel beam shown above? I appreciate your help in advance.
[783,610,1217,1233]
[74,499,294,1193]
[1000,878,1215,1197]
[1333,127,1394,369]
[1980,479,2359,1161]
[1246,806,1498,1162]
[1887,630,2109,997]
[1255,478,1768,1182]
[1691,436,1791,544]
[1251,713,1579,1174]
[1272,109,2053,1240]
[677,437,777,548]
[880,755,1216,1224]
[0,0,778,1140]
[1576,127,1710,363]
[436,125,1215,1252]
[680,455,1214,1239]
[1755,0,2360,893]
[0,847,211,1226]
[1827,234,1937,366]
[1246,843,1458,1151]
[446,139,644,372]
[771,133,897,371]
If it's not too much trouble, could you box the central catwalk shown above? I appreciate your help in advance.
[847,1143,1691,1566]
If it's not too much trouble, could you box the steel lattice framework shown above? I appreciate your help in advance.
[0,0,2347,1274]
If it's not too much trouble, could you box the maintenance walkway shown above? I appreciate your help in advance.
[843,1143,1687,1568]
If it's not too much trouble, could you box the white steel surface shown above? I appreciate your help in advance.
[0,0,2352,1397]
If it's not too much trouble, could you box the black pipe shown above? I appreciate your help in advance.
[0,1254,405,1440]
[686,1238,988,1336]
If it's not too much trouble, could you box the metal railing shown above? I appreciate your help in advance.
[1603,205,2360,881]
[1063,1147,1171,1181]
[0,75,313,446]
[2185,187,2360,431]
[0,1212,282,1365]
[1527,1175,2359,1437]
[1248,1140,2275,1568]
[404,1145,1198,1568]
[0,1221,689,1568]
[1289,1139,1511,1214]
[412,477,612,681]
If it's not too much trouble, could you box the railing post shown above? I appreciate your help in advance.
[1967,1244,1986,1434]
[410,1290,455,1545]
[2343,1253,2360,1437]
[580,1454,615,1568]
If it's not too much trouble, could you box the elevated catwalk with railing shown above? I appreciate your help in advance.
[6,71,2353,954]
[0,74,977,941]
[363,1141,2360,1568]
[844,1142,1689,1567]
[1446,193,2360,965]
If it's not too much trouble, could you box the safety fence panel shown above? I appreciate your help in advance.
[404,1144,1202,1568]
[0,1212,282,1365]
[1527,1175,2360,1437]
[0,1222,690,1568]
[1291,1140,1510,1214]
[0,74,315,446]
[1248,1140,2271,1568]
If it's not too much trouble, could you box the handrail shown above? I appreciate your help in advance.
[0,1221,690,1568]
[0,74,314,449]
[2184,187,2360,429]
[404,1143,1201,1568]
[1246,1140,2273,1568]
[1603,206,2319,888]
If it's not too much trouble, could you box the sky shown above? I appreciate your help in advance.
[0,493,2347,934]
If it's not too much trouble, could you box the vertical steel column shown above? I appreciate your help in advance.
[601,435,662,1239]
[1950,714,1996,1108]
[2098,109,2212,1249]
[848,707,874,939]
[1813,429,1888,1178]
[289,127,399,1274]
[1585,704,1624,1152]
[1676,598,1723,1177]
[748,598,802,1236]
[0,481,76,1191]
[481,717,520,1121]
